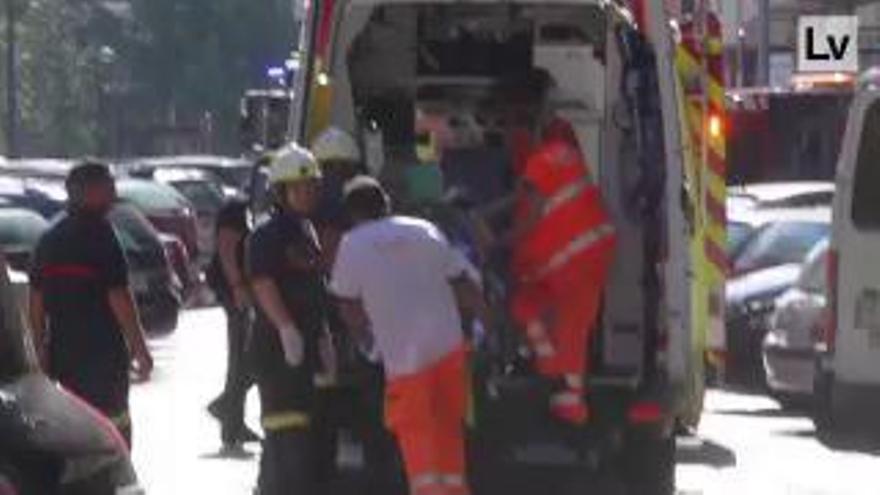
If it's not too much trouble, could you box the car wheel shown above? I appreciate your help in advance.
[620,433,675,495]
[771,391,810,411]
[812,370,838,435]
[153,310,179,335]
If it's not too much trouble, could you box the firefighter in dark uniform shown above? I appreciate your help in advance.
[28,161,153,448]
[311,127,407,495]
[246,144,334,494]
[206,194,261,450]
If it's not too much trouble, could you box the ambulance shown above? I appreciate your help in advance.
[814,73,880,433]
[284,0,727,491]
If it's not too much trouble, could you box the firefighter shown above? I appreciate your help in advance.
[311,127,362,266]
[246,144,333,494]
[205,193,261,451]
[28,161,153,447]
[483,70,617,424]
[311,127,408,495]
[330,176,490,495]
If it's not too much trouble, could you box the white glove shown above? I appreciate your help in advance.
[278,324,305,367]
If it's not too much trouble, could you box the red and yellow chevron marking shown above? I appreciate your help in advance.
[676,13,728,365]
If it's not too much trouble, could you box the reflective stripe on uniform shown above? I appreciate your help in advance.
[534,223,615,280]
[440,474,466,487]
[261,411,310,432]
[541,178,594,217]
[313,374,336,388]
[550,391,582,407]
[412,473,443,490]
[411,473,469,495]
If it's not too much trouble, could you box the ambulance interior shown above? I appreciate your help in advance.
[325,2,672,395]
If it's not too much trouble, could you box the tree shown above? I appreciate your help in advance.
[14,0,106,156]
[126,0,295,153]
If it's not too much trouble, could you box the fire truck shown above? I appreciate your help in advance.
[277,0,728,492]
[726,73,856,184]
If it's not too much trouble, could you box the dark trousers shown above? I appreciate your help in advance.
[325,357,405,495]
[257,429,318,495]
[254,341,323,495]
[217,303,254,443]
[354,361,407,495]
[54,364,131,448]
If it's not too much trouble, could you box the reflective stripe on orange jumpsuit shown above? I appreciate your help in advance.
[510,118,616,408]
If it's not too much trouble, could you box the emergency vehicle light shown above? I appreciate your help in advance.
[708,114,723,139]
[791,72,855,91]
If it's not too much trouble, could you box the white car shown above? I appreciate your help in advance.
[762,239,829,406]
[815,86,880,431]
[728,181,834,210]
[727,206,831,272]
[727,182,834,259]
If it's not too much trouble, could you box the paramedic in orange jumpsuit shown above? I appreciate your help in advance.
[331,176,490,495]
[487,71,616,424]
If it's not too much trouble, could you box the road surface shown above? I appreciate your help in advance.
[130,308,880,494]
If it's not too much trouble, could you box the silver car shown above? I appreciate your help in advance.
[762,239,829,406]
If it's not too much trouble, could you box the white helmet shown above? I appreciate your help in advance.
[312,127,362,163]
[269,143,322,185]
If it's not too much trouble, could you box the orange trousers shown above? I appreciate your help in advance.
[385,346,470,495]
[512,261,610,378]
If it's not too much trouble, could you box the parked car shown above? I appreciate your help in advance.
[1,158,77,180]
[762,239,829,407]
[815,88,880,432]
[728,181,834,210]
[728,207,831,272]
[108,204,183,334]
[0,256,144,495]
[0,201,182,335]
[116,178,200,276]
[0,176,66,219]
[142,168,225,261]
[725,210,830,387]
[120,155,254,197]
[0,208,49,271]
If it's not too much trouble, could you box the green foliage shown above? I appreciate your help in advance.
[17,0,102,155]
[2,0,295,156]
[126,0,295,152]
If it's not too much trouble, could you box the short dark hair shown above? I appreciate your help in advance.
[66,160,114,204]
[343,175,389,220]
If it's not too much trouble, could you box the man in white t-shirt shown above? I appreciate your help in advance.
[330,176,489,495]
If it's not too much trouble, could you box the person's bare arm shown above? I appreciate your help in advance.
[28,287,49,370]
[450,275,492,330]
[497,182,545,246]
[336,297,370,337]
[476,181,545,248]
[217,226,248,307]
[336,297,376,358]
[479,192,518,220]
[107,287,153,380]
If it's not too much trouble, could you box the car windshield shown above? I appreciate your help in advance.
[0,208,48,250]
[733,221,829,274]
[172,180,225,213]
[0,209,49,271]
[727,221,755,257]
[799,238,830,292]
[108,204,165,266]
[210,165,253,189]
[118,181,191,212]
